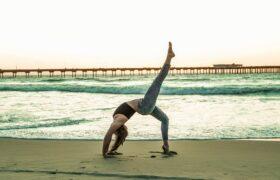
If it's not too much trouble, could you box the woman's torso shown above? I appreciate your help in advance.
[113,99,140,119]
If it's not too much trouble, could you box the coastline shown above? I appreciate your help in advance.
[1,136,280,141]
[0,138,279,179]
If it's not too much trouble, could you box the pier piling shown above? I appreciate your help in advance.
[0,66,279,78]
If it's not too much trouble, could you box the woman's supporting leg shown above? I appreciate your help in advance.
[138,63,171,115]
[150,106,169,146]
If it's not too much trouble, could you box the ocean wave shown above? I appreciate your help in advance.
[166,78,212,82]
[0,118,90,131]
[64,77,133,82]
[161,86,280,95]
[39,78,68,82]
[0,84,280,95]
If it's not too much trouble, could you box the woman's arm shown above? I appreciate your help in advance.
[102,129,114,157]
[102,117,126,158]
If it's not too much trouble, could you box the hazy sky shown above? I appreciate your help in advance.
[0,0,279,68]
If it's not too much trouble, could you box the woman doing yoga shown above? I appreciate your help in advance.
[102,42,175,158]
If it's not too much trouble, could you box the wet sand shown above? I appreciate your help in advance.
[0,138,279,180]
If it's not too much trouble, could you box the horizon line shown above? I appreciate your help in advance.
[1,64,280,70]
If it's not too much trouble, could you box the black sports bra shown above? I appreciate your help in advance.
[113,102,136,119]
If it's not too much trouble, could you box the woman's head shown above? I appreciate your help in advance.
[110,125,128,152]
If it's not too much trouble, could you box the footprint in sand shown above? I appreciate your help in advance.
[80,160,91,164]
[149,150,178,158]
[107,152,123,155]
[167,151,178,155]
[128,155,137,157]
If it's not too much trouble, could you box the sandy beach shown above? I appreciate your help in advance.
[0,138,279,180]
[1,1,280,179]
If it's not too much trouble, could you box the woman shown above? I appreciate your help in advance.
[102,42,175,158]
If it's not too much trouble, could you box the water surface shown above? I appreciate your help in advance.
[0,73,279,140]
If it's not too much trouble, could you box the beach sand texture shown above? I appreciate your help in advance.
[0,139,280,180]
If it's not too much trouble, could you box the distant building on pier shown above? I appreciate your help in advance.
[213,63,242,68]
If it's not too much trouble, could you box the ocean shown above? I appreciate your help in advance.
[0,73,279,140]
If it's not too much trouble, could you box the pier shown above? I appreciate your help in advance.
[0,66,280,78]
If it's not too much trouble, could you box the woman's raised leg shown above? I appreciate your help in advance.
[138,42,175,115]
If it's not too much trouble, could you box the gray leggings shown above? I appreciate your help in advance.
[138,63,170,140]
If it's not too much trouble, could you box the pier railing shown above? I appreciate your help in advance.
[0,66,280,78]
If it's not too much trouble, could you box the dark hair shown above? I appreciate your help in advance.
[110,125,128,152]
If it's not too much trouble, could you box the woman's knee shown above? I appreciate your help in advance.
[161,115,169,125]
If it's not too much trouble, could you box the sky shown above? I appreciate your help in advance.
[0,0,280,69]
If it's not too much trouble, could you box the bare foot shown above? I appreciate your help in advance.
[162,145,169,154]
[162,145,178,155]
[167,42,175,58]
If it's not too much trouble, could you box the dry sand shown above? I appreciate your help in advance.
[0,138,279,180]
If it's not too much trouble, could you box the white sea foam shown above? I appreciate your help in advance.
[0,74,279,139]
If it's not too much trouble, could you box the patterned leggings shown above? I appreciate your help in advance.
[138,63,170,140]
